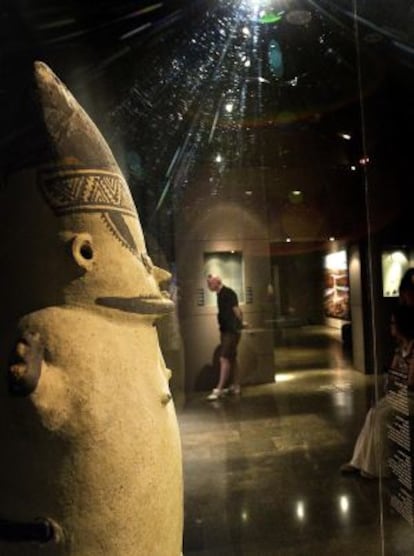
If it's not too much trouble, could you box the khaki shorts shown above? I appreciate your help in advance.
[220,332,241,360]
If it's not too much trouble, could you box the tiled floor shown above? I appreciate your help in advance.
[178,326,414,555]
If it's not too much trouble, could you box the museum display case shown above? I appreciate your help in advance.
[1,0,413,554]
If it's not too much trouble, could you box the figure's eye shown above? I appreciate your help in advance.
[141,253,154,273]
[71,233,94,270]
[80,242,94,260]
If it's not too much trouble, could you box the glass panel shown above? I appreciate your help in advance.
[1,1,414,555]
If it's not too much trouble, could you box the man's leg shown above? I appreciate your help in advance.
[206,334,232,400]
[229,358,240,394]
[229,334,241,394]
[217,356,231,390]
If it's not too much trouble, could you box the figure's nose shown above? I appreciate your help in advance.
[153,265,171,286]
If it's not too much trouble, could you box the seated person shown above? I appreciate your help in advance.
[341,303,414,478]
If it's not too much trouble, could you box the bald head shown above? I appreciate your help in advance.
[207,274,222,292]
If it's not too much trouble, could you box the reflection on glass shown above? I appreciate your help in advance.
[274,373,295,383]
[339,495,350,514]
[333,389,348,409]
[268,40,284,78]
[296,500,305,521]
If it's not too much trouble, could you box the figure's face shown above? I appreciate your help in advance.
[207,278,220,292]
[0,62,174,320]
[0,166,173,319]
[65,207,173,315]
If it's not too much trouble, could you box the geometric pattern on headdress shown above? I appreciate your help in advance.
[38,167,137,217]
[38,167,139,255]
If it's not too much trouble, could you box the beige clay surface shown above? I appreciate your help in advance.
[0,61,183,554]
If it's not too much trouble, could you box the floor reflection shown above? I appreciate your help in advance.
[274,325,351,371]
[178,326,414,555]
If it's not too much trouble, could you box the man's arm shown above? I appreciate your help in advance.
[233,305,243,321]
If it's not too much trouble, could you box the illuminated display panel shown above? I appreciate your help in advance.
[323,250,350,320]
[204,251,244,306]
[381,250,409,297]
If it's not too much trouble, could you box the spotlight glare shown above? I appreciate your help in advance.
[339,495,349,513]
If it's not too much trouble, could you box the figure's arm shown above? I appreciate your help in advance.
[8,331,44,396]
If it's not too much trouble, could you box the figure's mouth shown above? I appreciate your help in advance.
[95,295,174,314]
[0,517,61,544]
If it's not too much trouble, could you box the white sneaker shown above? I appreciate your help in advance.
[206,388,225,401]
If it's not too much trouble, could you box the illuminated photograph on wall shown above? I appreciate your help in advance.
[323,250,350,320]
[381,249,409,297]
[204,251,244,306]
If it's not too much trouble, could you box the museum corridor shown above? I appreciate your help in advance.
[178,327,414,556]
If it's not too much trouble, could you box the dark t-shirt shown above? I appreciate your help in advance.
[217,286,242,334]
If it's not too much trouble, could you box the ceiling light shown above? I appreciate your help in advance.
[288,190,303,204]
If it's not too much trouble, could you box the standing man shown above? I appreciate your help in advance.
[206,274,243,400]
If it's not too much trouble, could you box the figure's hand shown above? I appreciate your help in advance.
[8,331,44,396]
